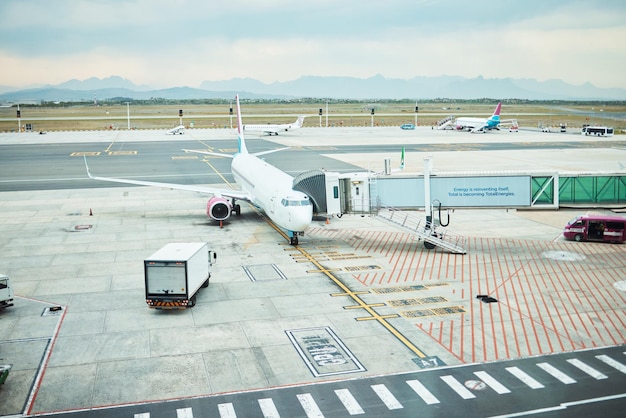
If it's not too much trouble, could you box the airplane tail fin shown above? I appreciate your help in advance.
[489,102,502,123]
[400,146,405,170]
[493,102,502,117]
[235,95,248,155]
[295,116,305,128]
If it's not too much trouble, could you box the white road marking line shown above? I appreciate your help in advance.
[440,375,476,399]
[486,393,626,418]
[297,393,324,418]
[218,403,237,418]
[176,407,193,418]
[334,388,364,415]
[407,379,440,404]
[258,398,280,418]
[474,371,511,394]
[371,384,403,410]
[134,414,150,418]
[596,354,626,374]
[567,358,608,380]
[505,366,545,389]
[537,362,576,384]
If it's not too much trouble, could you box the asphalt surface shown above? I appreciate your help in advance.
[0,126,624,417]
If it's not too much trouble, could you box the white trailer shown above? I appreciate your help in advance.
[144,243,216,309]
[0,274,13,309]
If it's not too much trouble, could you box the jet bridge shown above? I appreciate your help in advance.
[292,170,341,216]
[293,170,374,216]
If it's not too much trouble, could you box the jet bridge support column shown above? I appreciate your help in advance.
[424,155,433,229]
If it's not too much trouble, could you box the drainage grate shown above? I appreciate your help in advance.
[42,306,64,316]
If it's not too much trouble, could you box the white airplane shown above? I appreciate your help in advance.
[85,95,313,245]
[168,125,185,135]
[243,115,305,136]
[454,102,503,133]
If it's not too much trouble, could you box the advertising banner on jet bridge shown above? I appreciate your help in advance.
[432,176,530,207]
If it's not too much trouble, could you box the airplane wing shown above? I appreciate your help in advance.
[498,119,518,127]
[182,147,290,158]
[83,156,251,201]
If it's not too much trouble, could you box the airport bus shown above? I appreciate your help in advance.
[581,126,614,136]
[563,214,626,243]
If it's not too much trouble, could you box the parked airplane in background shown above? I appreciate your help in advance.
[454,102,504,133]
[243,116,305,136]
[168,125,185,135]
[86,95,313,245]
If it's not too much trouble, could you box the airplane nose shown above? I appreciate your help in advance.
[288,206,313,232]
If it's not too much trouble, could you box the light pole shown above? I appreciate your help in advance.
[125,102,130,130]
[326,101,329,127]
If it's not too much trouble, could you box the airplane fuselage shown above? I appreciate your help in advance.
[243,116,305,136]
[455,117,499,131]
[231,153,312,234]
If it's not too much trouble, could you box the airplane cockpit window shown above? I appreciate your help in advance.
[281,199,311,207]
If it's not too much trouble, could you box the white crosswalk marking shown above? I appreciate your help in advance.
[441,375,476,399]
[134,414,150,418]
[335,388,364,415]
[537,362,576,384]
[258,398,280,418]
[297,393,324,418]
[506,366,545,389]
[371,384,403,410]
[218,403,237,418]
[596,355,626,374]
[407,379,440,404]
[567,358,608,379]
[474,371,511,394]
[177,407,193,418]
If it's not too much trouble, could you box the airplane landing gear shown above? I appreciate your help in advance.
[290,236,299,245]
[231,198,241,216]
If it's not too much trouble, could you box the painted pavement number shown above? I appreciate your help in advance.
[285,326,366,377]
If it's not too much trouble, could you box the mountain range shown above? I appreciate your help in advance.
[1,74,625,102]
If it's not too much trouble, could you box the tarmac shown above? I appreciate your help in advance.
[0,126,625,416]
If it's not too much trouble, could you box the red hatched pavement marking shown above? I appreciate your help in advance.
[306,227,626,364]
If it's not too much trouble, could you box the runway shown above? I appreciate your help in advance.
[1,126,625,192]
[0,127,624,416]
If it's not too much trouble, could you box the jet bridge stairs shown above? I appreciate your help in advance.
[292,170,466,254]
[375,207,467,254]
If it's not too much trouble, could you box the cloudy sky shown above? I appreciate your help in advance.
[1,0,625,89]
